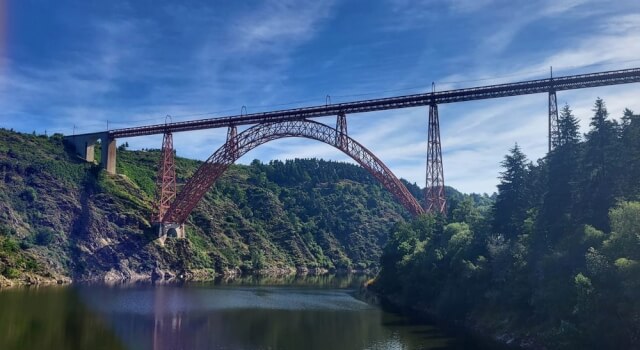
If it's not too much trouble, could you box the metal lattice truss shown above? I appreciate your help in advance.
[548,91,560,152]
[105,67,640,139]
[163,119,424,224]
[153,131,177,222]
[425,105,446,215]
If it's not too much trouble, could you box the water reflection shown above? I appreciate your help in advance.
[0,276,480,350]
[0,287,124,350]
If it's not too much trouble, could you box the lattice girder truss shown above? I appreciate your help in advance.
[153,131,177,222]
[425,104,447,215]
[163,119,424,224]
[548,90,560,151]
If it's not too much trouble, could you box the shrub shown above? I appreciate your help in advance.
[0,238,19,253]
[0,224,16,236]
[2,267,20,279]
[20,187,37,202]
[34,228,55,246]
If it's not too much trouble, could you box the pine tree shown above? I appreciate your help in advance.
[577,98,620,231]
[492,144,530,238]
[557,104,581,147]
[620,108,640,199]
[537,104,582,247]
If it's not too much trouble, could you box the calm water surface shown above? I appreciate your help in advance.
[0,275,485,350]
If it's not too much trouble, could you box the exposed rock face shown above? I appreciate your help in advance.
[0,275,13,288]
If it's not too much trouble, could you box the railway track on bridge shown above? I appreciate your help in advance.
[104,67,640,139]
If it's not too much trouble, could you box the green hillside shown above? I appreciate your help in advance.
[0,128,483,285]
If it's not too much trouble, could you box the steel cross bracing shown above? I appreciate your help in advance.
[153,131,177,222]
[163,119,424,224]
[101,67,640,139]
[425,105,446,215]
[226,125,238,159]
[548,90,560,151]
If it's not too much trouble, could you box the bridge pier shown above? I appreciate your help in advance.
[227,125,238,159]
[102,137,117,174]
[153,131,177,222]
[548,90,559,152]
[425,104,447,215]
[336,112,348,149]
[65,132,117,174]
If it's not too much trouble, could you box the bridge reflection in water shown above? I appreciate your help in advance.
[75,278,473,350]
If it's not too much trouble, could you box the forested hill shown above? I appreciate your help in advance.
[0,128,488,285]
[374,99,640,349]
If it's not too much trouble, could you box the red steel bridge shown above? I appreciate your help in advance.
[65,67,640,238]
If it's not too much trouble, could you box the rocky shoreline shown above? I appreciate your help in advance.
[0,266,376,288]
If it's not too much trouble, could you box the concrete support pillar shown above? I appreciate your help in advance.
[101,136,117,174]
[85,143,96,162]
[64,132,117,174]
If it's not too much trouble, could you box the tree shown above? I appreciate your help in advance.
[492,144,530,238]
[576,98,621,231]
[558,104,581,147]
[451,196,482,228]
[537,104,581,247]
[619,108,640,199]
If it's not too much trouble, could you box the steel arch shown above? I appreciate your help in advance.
[163,119,424,223]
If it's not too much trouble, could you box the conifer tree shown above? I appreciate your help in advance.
[538,104,581,245]
[577,98,620,230]
[620,108,640,198]
[492,144,530,238]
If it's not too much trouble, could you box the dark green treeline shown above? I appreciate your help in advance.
[375,99,640,349]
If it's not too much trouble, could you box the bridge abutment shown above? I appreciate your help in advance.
[65,133,117,174]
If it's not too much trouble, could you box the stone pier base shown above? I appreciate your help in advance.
[156,223,186,246]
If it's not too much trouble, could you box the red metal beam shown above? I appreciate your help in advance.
[162,119,424,224]
[153,132,177,222]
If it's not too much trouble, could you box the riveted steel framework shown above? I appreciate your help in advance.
[336,112,348,148]
[548,91,559,152]
[102,67,640,139]
[153,132,177,222]
[162,119,424,224]
[227,125,238,159]
[425,105,446,215]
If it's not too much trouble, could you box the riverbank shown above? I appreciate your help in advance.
[0,265,377,288]
[363,283,541,350]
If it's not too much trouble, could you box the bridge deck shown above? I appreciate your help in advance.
[102,67,640,138]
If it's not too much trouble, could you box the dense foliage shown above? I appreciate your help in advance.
[375,99,640,349]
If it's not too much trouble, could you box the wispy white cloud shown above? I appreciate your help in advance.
[226,0,335,53]
[541,0,589,16]
[480,0,595,55]
[309,5,640,193]
[1,0,337,136]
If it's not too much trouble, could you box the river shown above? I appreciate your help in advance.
[0,275,487,350]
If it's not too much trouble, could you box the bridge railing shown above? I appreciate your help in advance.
[100,67,640,139]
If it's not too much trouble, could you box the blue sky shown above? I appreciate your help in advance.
[1,0,640,193]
